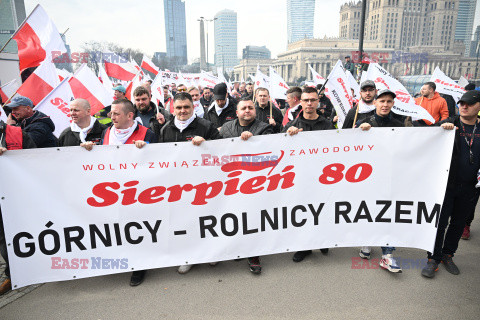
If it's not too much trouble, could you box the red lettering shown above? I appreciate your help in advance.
[87,182,120,207]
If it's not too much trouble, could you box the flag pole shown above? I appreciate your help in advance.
[0,4,40,55]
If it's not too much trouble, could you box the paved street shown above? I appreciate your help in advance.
[1,217,479,319]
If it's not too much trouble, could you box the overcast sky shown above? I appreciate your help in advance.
[24,0,480,63]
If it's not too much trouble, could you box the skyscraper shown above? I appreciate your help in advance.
[164,0,187,65]
[0,0,26,53]
[455,0,477,56]
[287,0,315,43]
[214,9,238,71]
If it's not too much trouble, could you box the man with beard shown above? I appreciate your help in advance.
[58,99,107,146]
[414,82,449,126]
[204,83,237,129]
[254,87,283,133]
[342,80,377,129]
[132,86,172,137]
[283,86,334,262]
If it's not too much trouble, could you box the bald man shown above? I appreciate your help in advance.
[58,99,108,146]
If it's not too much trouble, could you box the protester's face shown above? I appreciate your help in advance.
[69,102,90,124]
[189,89,200,101]
[177,85,187,92]
[246,84,253,94]
[286,93,298,107]
[203,89,212,99]
[114,90,125,100]
[360,87,376,103]
[11,105,31,121]
[345,57,350,62]
[239,84,246,92]
[174,99,194,121]
[374,94,395,116]
[216,99,226,108]
[256,90,270,106]
[236,101,256,122]
[111,104,132,129]
[301,92,319,114]
[234,83,239,90]
[459,102,480,119]
[420,85,433,97]
[134,93,151,112]
[163,87,169,96]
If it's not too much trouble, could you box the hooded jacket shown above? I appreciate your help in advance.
[17,110,57,148]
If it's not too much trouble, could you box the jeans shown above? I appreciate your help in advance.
[465,189,480,226]
[381,247,395,255]
[428,183,475,262]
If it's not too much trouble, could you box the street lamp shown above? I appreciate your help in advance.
[217,44,229,80]
[475,41,479,82]
[203,17,217,71]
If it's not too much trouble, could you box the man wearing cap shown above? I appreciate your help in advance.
[356,89,406,273]
[58,99,107,147]
[283,86,334,263]
[342,80,377,129]
[344,56,355,75]
[254,87,283,133]
[95,85,126,125]
[204,83,237,130]
[6,96,57,148]
[0,106,36,295]
[421,90,480,278]
[414,81,449,126]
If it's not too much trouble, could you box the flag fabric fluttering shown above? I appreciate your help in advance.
[16,58,59,105]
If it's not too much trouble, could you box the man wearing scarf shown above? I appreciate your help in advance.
[158,92,220,274]
[58,99,107,146]
[203,83,237,130]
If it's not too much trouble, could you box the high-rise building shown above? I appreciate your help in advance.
[470,25,480,58]
[341,0,460,52]
[0,0,26,53]
[242,45,271,60]
[164,0,187,65]
[455,0,477,56]
[287,0,315,43]
[214,9,238,70]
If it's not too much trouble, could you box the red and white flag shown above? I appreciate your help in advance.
[125,71,143,101]
[151,74,165,107]
[269,66,289,100]
[34,77,74,137]
[324,60,354,128]
[56,68,72,82]
[103,52,136,81]
[12,4,66,73]
[69,64,113,115]
[97,63,114,94]
[309,65,325,86]
[0,79,20,103]
[16,59,59,105]
[254,65,269,90]
[430,67,466,102]
[141,56,159,76]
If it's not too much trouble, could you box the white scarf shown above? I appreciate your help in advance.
[108,121,138,145]
[214,98,230,115]
[287,104,302,120]
[174,114,196,132]
[193,100,204,118]
[70,116,96,143]
[358,100,376,114]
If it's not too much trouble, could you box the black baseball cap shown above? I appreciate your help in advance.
[458,90,480,105]
[213,83,228,100]
[360,80,376,90]
[375,89,396,100]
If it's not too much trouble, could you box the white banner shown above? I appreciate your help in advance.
[324,60,354,128]
[0,128,454,289]
[431,67,466,102]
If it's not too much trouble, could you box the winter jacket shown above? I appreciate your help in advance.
[255,102,283,133]
[17,110,57,148]
[415,92,449,125]
[220,119,274,138]
[58,120,107,147]
[282,112,335,132]
[0,120,36,149]
[203,99,237,128]
[159,117,221,143]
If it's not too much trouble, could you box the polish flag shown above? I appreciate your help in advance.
[16,59,59,105]
[141,56,159,76]
[69,64,113,115]
[103,52,136,81]
[0,79,20,103]
[12,4,66,73]
[309,65,325,86]
[56,68,72,82]
[125,71,143,101]
[34,77,74,137]
[269,66,289,100]
[97,63,114,93]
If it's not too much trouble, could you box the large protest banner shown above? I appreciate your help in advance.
[0,128,454,289]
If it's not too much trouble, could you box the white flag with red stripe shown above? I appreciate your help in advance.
[34,77,74,137]
[56,68,72,82]
[103,52,136,81]
[324,60,354,128]
[151,74,165,107]
[269,66,289,100]
[16,59,59,105]
[141,56,159,76]
[12,4,66,73]
[430,67,466,102]
[254,66,269,90]
[69,64,113,115]
[199,71,220,88]
[0,79,20,103]
[97,63,114,94]
[309,65,325,86]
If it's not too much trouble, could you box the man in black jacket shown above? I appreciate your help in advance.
[220,97,273,274]
[200,87,213,107]
[159,92,220,275]
[283,86,334,262]
[421,90,480,278]
[254,87,283,133]
[58,99,107,146]
[133,86,172,137]
[342,80,377,129]
[204,83,237,130]
[0,107,36,295]
[6,96,57,147]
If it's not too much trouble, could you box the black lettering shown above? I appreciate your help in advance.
[291,205,307,227]
[64,226,87,252]
[199,216,218,238]
[221,213,239,236]
[353,201,373,222]
[89,224,112,249]
[13,232,35,258]
[261,208,278,231]
[143,220,162,242]
[113,223,122,245]
[282,206,288,229]
[395,201,413,223]
[335,202,352,223]
[242,212,258,235]
[417,202,441,227]
[38,229,61,255]
[375,200,392,222]
[308,203,324,225]
[124,222,144,244]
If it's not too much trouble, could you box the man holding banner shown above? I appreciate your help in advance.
[254,88,283,133]
[283,86,334,262]
[58,99,107,147]
[0,107,36,295]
